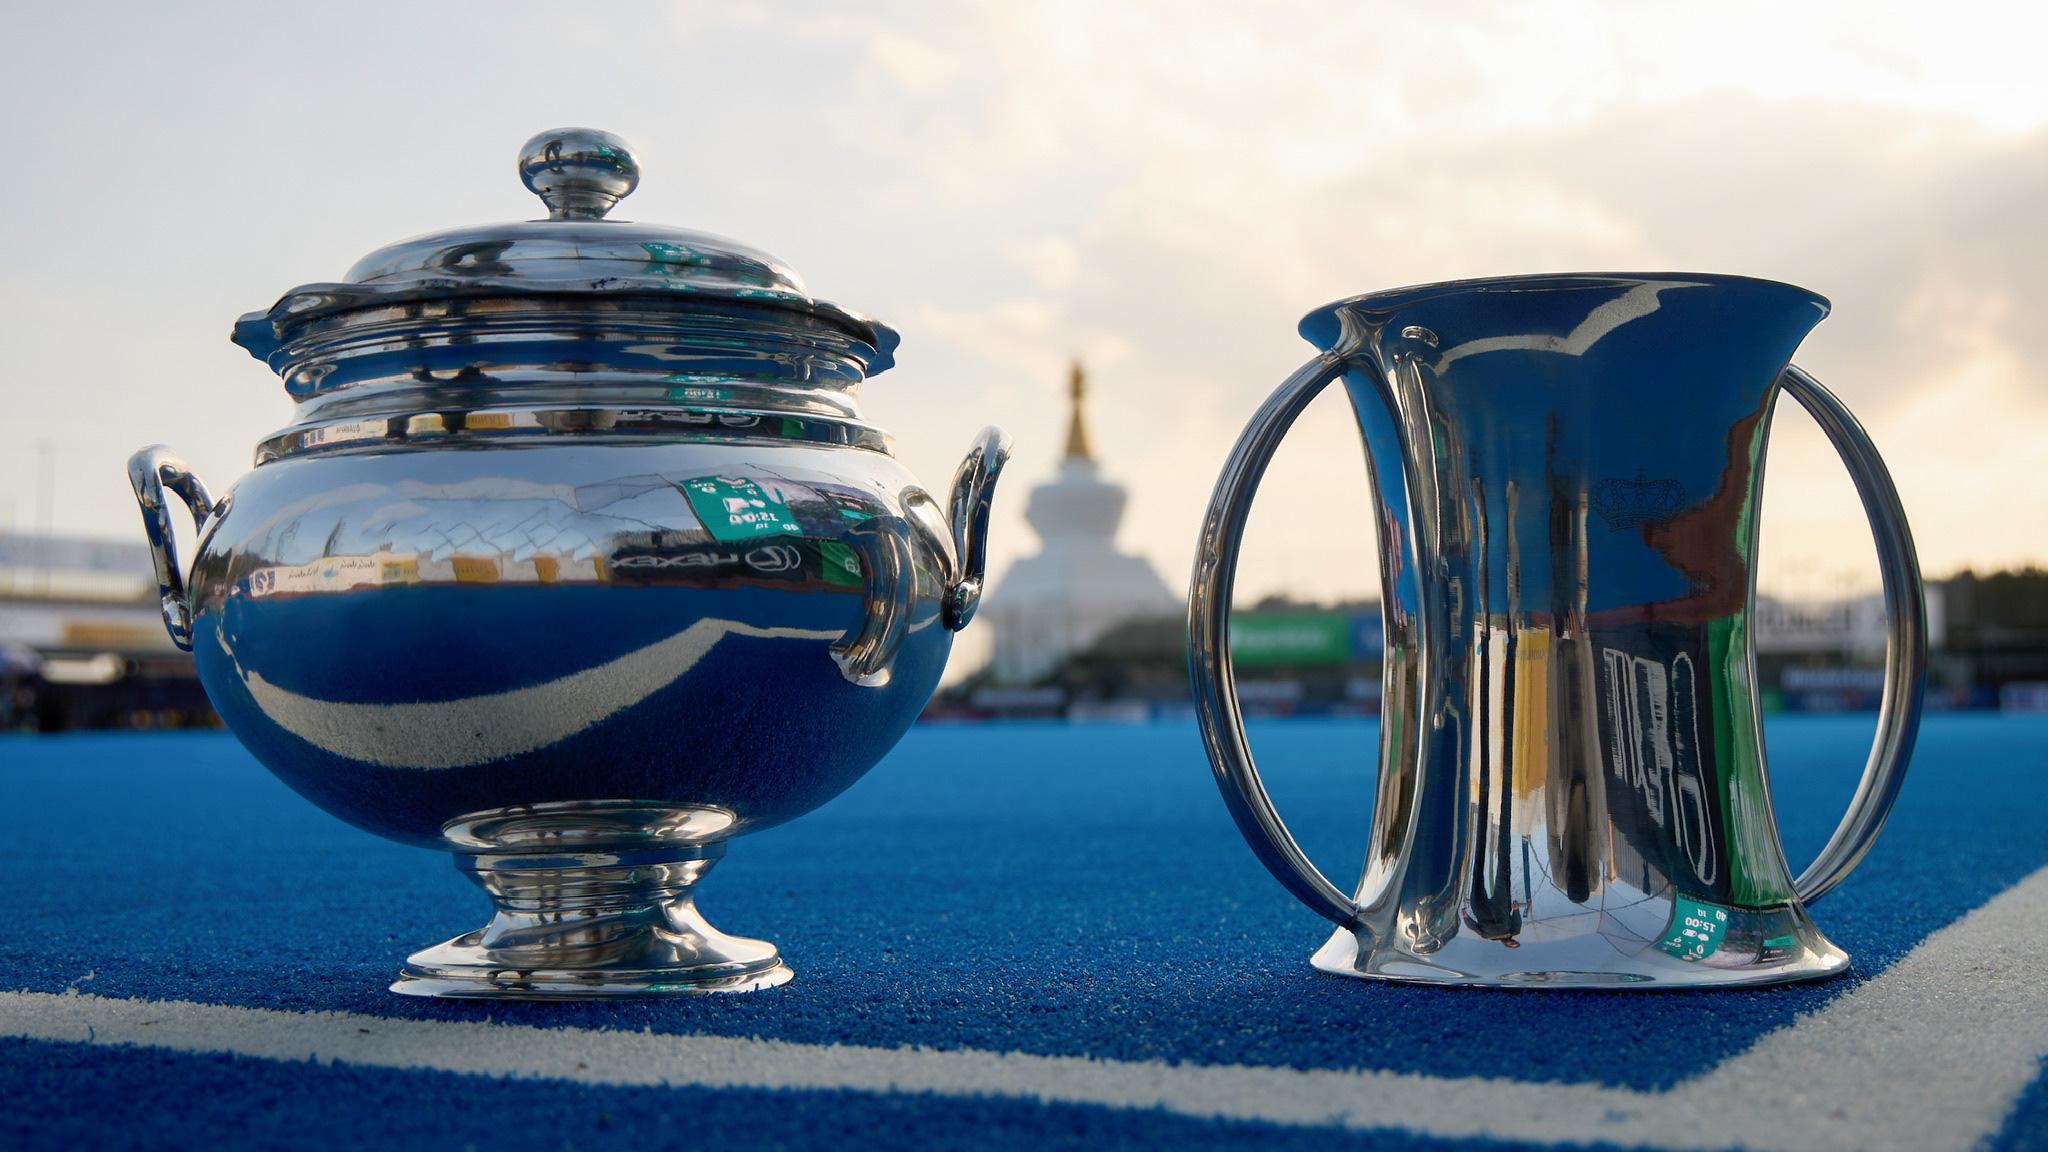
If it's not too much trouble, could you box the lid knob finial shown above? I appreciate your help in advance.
[518,128,640,221]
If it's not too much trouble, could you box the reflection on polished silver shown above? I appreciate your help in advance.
[1190,274,1927,988]
[940,425,1010,629]
[517,128,641,221]
[126,446,223,651]
[124,128,1009,999]
[392,800,793,999]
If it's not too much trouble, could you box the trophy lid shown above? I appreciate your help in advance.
[232,127,898,377]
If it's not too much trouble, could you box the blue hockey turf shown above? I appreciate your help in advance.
[2,715,2044,1149]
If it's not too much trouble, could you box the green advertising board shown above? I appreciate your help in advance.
[1229,612,1354,667]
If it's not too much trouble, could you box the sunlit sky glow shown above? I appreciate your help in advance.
[3,1,2044,607]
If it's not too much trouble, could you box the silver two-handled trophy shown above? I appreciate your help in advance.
[127,128,1009,999]
[1191,274,1927,987]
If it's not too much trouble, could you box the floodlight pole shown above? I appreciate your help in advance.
[35,438,53,596]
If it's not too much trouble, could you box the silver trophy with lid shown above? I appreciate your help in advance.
[127,128,1009,999]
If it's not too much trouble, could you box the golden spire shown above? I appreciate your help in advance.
[1063,359,1094,461]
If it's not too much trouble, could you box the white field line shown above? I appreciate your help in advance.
[4,866,2046,1151]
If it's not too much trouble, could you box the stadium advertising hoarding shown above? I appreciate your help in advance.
[1229,610,1382,666]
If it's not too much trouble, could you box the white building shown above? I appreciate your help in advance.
[1754,588,1946,659]
[0,531,174,696]
[982,363,1179,684]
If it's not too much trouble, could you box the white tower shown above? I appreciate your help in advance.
[984,362,1179,684]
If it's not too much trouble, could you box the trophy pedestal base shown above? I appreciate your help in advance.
[390,829,790,1000]
[391,926,792,1000]
[1311,897,1851,990]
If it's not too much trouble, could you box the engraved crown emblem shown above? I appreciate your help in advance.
[1592,468,1687,531]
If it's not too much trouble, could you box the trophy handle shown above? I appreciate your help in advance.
[126,445,221,652]
[939,426,1012,631]
[831,514,917,688]
[1774,366,1928,905]
[1188,352,1365,925]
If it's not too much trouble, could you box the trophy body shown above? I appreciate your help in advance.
[1191,274,1927,988]
[128,129,1008,999]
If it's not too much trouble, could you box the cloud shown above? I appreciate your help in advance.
[6,0,2044,612]
[862,35,2048,601]
[865,29,962,94]
[1005,235,1081,293]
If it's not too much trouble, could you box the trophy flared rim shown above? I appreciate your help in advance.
[1301,270,1831,337]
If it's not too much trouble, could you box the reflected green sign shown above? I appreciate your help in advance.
[678,476,802,543]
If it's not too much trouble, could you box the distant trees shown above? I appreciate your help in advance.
[1940,567,2048,693]
[1943,567,2048,648]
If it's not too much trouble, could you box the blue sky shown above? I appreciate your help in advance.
[3,1,2043,605]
